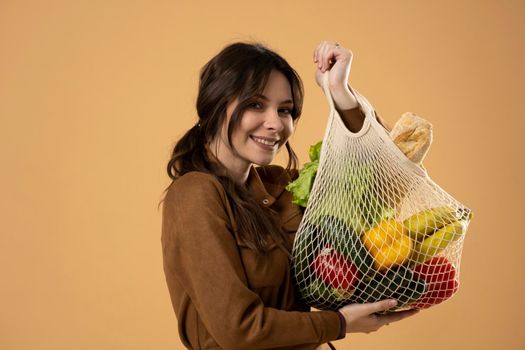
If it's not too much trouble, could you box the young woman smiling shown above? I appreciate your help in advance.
[160,41,418,350]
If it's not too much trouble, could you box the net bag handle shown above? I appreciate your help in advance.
[320,72,427,177]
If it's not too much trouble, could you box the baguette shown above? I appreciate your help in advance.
[390,112,433,164]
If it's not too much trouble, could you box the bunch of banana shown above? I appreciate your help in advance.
[404,206,473,264]
[404,206,462,241]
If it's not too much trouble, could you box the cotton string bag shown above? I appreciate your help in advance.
[291,72,473,312]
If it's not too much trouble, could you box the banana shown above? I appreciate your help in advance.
[411,220,467,264]
[404,206,460,241]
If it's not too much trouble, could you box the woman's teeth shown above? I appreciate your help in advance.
[252,136,278,146]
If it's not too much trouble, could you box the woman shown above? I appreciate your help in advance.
[160,40,419,349]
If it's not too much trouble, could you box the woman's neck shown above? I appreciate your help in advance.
[204,144,251,185]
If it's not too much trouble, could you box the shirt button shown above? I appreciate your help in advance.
[262,199,269,205]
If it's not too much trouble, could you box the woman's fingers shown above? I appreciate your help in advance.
[322,42,334,72]
[313,41,349,73]
[313,41,338,71]
[378,309,420,326]
[313,42,325,67]
[314,42,323,63]
[324,42,343,70]
[339,299,396,319]
[313,43,320,64]
[318,42,327,71]
[364,299,399,315]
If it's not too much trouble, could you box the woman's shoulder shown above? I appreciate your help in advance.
[174,170,220,185]
[164,171,226,205]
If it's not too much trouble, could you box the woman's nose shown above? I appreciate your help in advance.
[263,109,284,131]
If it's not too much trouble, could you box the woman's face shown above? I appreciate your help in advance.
[210,70,295,179]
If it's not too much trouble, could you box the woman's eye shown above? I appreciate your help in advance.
[248,102,291,115]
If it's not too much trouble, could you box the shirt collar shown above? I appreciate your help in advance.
[246,165,277,207]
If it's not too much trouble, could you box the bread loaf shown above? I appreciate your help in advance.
[390,112,433,164]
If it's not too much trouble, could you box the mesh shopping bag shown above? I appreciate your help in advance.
[290,73,473,312]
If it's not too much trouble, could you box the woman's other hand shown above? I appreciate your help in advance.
[338,299,420,334]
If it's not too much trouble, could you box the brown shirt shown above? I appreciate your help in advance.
[161,164,342,349]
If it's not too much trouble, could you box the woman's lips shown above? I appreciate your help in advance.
[251,136,279,144]
[250,136,278,151]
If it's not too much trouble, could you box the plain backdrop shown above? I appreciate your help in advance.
[1,0,524,349]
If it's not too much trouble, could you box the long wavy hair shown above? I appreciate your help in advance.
[159,41,304,257]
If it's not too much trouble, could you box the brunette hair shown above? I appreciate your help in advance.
[159,41,303,257]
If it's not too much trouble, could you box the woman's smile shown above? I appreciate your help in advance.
[250,135,280,150]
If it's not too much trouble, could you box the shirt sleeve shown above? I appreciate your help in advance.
[346,83,391,132]
[161,173,342,349]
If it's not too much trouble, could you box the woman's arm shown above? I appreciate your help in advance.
[331,84,392,133]
[330,84,362,132]
[313,41,392,133]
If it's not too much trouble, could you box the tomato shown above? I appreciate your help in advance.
[311,245,361,291]
[412,256,459,309]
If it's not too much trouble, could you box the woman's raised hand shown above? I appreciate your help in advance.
[313,41,353,90]
[312,40,361,119]
[338,299,420,334]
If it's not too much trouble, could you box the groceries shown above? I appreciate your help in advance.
[312,245,361,292]
[285,141,322,207]
[350,265,427,306]
[362,219,413,272]
[292,206,471,311]
[412,257,459,309]
[389,112,433,165]
[286,111,433,209]
[403,206,461,241]
[411,219,468,264]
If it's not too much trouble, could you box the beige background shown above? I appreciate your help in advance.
[1,0,523,349]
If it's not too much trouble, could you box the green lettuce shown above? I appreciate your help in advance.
[285,141,322,207]
[286,141,394,233]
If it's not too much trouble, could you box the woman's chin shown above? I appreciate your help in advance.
[252,156,274,166]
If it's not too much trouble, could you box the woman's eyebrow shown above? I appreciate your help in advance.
[254,94,293,104]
